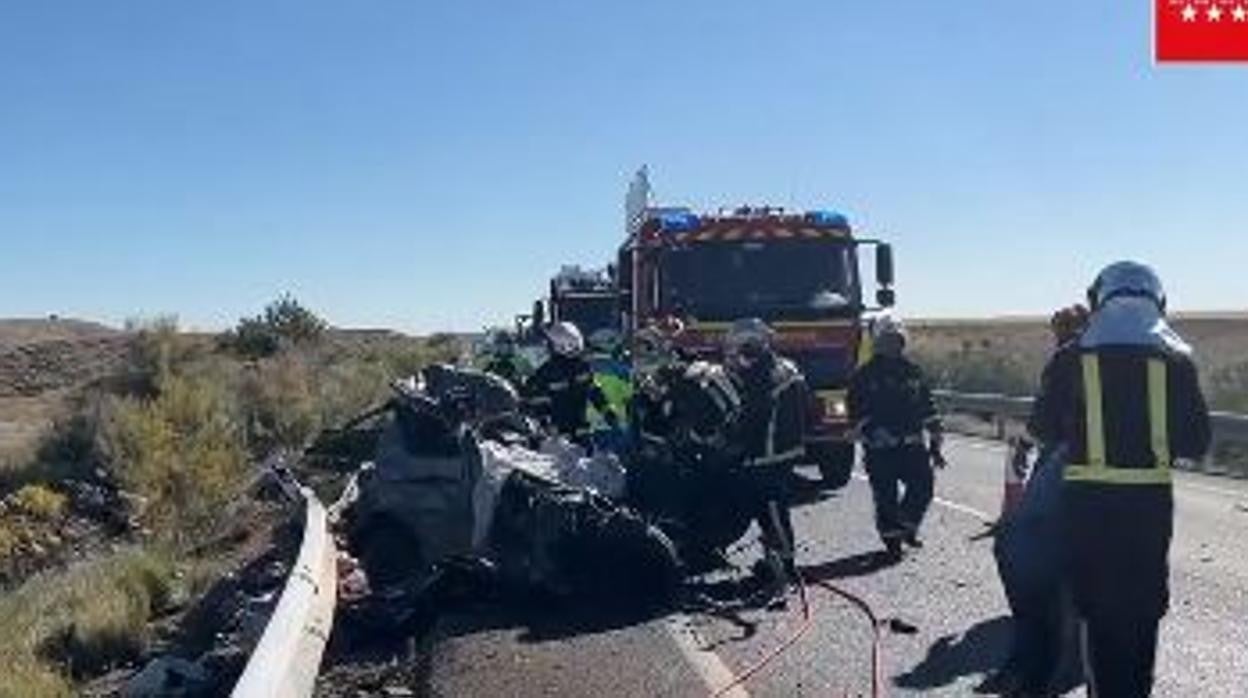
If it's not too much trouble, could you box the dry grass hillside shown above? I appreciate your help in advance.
[908,312,1248,411]
[0,303,460,696]
[0,318,117,348]
[0,320,130,467]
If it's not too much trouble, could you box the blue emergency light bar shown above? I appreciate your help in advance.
[657,211,701,233]
[805,210,850,228]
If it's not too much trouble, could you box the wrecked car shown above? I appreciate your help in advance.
[336,364,680,605]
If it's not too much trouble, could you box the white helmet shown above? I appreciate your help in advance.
[723,318,774,366]
[872,313,908,342]
[1088,261,1166,311]
[872,313,908,356]
[545,321,584,357]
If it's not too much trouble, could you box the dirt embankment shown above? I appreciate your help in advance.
[0,336,130,399]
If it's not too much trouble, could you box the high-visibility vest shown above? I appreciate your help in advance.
[1065,353,1172,486]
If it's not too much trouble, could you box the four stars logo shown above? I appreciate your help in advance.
[1178,1,1248,21]
[1158,0,1248,61]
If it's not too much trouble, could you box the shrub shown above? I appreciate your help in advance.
[262,293,327,344]
[59,551,173,677]
[0,548,174,696]
[123,316,188,397]
[97,376,247,543]
[12,485,66,521]
[0,522,20,561]
[221,294,327,359]
[240,353,321,453]
[1,407,101,491]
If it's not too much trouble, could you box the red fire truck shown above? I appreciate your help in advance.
[617,173,895,487]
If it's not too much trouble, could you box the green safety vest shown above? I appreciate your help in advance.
[1065,353,1172,486]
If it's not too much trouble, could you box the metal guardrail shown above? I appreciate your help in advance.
[936,390,1248,477]
[232,485,337,698]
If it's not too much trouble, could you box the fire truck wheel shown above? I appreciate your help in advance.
[814,442,855,490]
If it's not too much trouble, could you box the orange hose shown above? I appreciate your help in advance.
[710,570,813,697]
[708,571,888,698]
[810,579,887,698]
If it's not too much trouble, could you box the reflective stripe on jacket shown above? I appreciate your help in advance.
[1029,343,1211,487]
[737,356,807,468]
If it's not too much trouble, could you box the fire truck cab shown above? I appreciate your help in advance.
[618,194,895,488]
[547,265,619,340]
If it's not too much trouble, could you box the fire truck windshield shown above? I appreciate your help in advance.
[555,294,616,336]
[663,239,859,322]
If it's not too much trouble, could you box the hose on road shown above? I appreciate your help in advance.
[709,568,898,698]
[710,568,813,697]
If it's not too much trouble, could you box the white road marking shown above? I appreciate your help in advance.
[664,614,750,698]
[851,472,994,522]
[1173,477,1248,500]
[948,438,1007,453]
[932,495,994,521]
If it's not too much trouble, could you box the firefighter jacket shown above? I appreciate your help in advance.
[523,354,614,438]
[1028,340,1210,488]
[732,353,807,468]
[632,361,741,453]
[848,355,941,451]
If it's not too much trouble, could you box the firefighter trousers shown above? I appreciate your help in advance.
[1065,487,1172,698]
[738,466,795,569]
[864,445,933,544]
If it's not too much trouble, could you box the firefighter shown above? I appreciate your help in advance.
[723,318,808,586]
[1030,261,1210,697]
[848,314,945,561]
[523,322,620,448]
[586,328,634,435]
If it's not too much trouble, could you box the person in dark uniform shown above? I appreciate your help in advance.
[723,318,808,587]
[848,314,945,562]
[523,322,619,447]
[1030,261,1210,697]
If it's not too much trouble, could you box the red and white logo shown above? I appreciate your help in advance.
[1156,1,1248,62]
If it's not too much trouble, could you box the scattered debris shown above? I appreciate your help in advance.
[121,656,209,698]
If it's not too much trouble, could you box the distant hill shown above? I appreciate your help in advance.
[0,318,118,348]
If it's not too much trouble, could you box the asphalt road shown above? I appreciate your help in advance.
[424,436,1248,697]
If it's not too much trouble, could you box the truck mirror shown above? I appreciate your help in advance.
[876,288,896,308]
[875,243,895,287]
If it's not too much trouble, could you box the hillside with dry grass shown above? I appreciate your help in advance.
[0,301,460,697]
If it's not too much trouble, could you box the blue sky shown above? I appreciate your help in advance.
[2,1,1246,333]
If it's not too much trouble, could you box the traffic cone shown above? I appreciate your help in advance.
[1000,436,1032,518]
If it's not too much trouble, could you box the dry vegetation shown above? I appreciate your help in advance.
[0,298,459,697]
[909,313,1248,412]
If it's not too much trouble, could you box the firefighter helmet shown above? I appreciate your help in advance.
[545,321,585,358]
[724,318,774,367]
[1087,261,1166,311]
[872,314,908,356]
